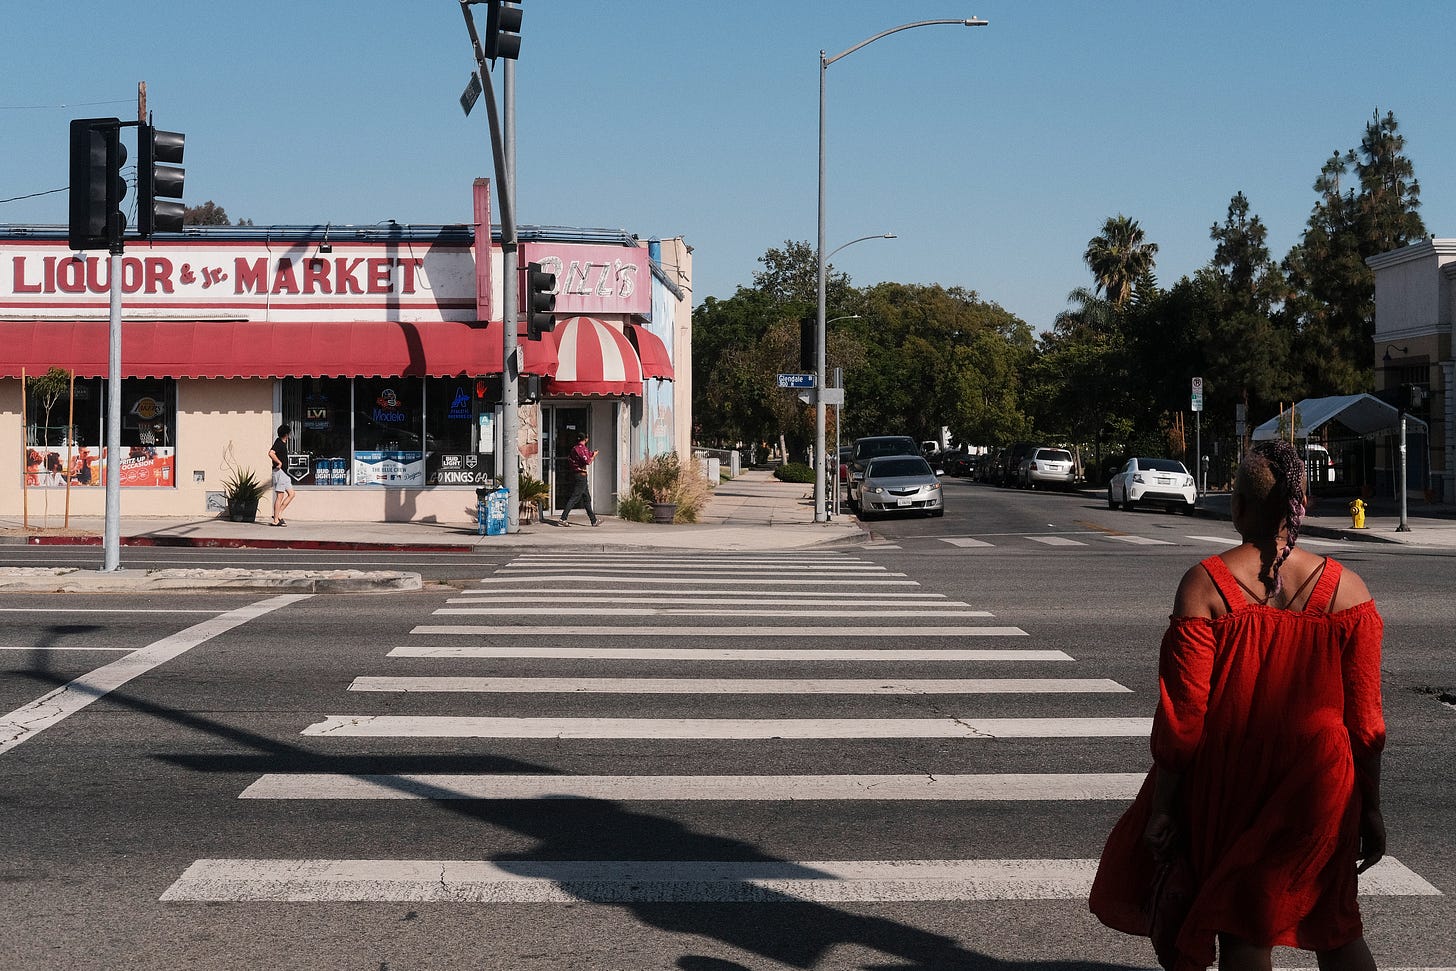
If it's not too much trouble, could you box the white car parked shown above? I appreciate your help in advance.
[1107,457,1197,513]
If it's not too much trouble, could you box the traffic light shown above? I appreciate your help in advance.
[522,261,557,340]
[799,317,816,372]
[484,0,523,61]
[68,117,126,251]
[137,123,185,237]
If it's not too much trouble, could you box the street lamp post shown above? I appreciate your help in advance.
[823,312,863,517]
[815,18,987,522]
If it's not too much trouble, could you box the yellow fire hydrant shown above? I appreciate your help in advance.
[1349,498,1367,529]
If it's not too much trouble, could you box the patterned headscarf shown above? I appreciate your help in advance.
[1236,440,1306,594]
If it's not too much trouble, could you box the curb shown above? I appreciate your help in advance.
[0,568,423,594]
[21,535,475,553]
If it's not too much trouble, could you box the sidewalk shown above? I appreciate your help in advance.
[1190,489,1456,548]
[0,470,865,592]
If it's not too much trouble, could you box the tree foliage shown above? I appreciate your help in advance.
[183,201,254,226]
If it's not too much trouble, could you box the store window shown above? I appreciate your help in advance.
[278,376,500,487]
[281,378,352,485]
[22,377,172,488]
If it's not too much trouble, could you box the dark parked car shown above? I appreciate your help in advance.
[846,435,919,509]
[992,442,1037,487]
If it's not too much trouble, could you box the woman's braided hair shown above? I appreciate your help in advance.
[1235,440,1306,594]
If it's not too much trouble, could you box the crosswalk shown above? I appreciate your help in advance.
[932,530,1358,552]
[159,549,1441,960]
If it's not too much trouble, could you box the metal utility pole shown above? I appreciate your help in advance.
[459,1,520,531]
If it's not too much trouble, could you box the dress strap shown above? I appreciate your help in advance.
[1303,557,1341,614]
[1200,555,1245,613]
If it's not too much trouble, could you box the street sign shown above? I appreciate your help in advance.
[777,373,815,389]
[797,387,845,406]
[1191,376,1204,412]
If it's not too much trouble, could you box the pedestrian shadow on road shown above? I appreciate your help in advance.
[19,663,1145,971]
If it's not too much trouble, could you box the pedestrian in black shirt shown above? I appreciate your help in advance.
[269,425,296,526]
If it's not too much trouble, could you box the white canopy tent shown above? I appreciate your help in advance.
[1252,393,1426,441]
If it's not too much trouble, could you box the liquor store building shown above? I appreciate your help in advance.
[1,210,692,523]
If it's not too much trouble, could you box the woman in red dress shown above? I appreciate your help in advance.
[1090,440,1386,971]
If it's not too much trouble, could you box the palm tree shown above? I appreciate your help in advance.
[1084,215,1159,310]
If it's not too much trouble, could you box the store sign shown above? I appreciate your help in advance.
[426,452,494,486]
[23,446,171,487]
[2,241,477,322]
[519,242,650,316]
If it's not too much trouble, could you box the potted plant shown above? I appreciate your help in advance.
[222,467,266,523]
[516,470,552,523]
[625,452,712,524]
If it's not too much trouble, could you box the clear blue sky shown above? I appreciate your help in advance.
[3,1,1453,332]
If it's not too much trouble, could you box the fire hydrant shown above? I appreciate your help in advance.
[1349,498,1367,529]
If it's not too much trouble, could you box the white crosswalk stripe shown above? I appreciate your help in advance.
[239,772,1147,801]
[387,646,1072,661]
[347,676,1129,694]
[1026,535,1088,547]
[161,856,1438,903]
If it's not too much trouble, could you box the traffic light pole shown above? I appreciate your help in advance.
[459,1,521,532]
[103,244,123,571]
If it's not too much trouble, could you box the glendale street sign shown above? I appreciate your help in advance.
[777,373,815,389]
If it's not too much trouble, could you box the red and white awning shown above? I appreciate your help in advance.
[626,323,674,381]
[547,316,644,397]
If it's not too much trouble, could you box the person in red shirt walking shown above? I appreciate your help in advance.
[559,432,599,527]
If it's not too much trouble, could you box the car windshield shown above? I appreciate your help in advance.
[1138,458,1187,473]
[856,439,917,459]
[869,458,932,478]
[1037,449,1072,462]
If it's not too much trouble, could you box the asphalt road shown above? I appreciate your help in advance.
[1,481,1451,970]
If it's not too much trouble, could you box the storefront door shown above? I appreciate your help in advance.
[543,404,591,513]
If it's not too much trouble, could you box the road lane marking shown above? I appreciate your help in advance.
[1187,535,1236,544]
[240,772,1147,801]
[496,566,897,576]
[0,594,311,756]
[348,677,1130,694]
[387,647,1071,661]
[939,538,994,547]
[410,625,1026,637]
[470,576,921,586]
[433,607,995,618]
[0,607,223,614]
[1026,536,1088,547]
[0,645,136,652]
[447,596,959,606]
[1103,535,1176,546]
[160,856,1438,903]
[300,716,1154,739]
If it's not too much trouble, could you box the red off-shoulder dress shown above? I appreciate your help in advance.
[1089,556,1386,970]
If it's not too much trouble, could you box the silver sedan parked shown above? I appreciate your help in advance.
[856,455,944,518]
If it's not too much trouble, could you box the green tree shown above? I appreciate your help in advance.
[24,366,72,449]
[1283,109,1424,395]
[183,201,253,226]
[1084,214,1160,310]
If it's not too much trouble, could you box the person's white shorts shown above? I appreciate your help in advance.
[272,469,293,493]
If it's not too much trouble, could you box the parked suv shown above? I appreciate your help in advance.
[1018,447,1076,490]
[846,435,919,511]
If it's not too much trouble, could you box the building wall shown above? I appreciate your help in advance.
[1370,238,1456,501]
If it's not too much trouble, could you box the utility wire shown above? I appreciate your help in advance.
[0,187,69,205]
[0,99,131,110]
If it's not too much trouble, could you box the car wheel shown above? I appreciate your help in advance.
[930,508,945,518]
[1107,489,1118,510]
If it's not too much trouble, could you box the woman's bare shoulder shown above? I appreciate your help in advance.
[1172,560,1221,619]
[1330,560,1374,613]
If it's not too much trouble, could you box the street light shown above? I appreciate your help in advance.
[814,18,987,522]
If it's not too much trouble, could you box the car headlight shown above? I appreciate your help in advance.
[929,482,941,491]
[869,486,884,494]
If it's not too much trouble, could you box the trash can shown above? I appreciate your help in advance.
[485,486,510,536]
